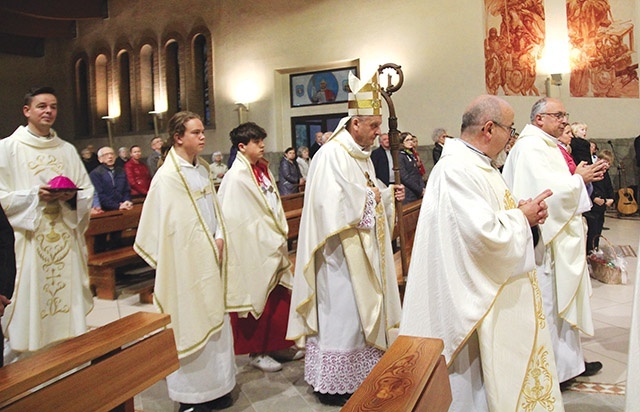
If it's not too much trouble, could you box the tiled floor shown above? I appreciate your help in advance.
[85,216,639,411]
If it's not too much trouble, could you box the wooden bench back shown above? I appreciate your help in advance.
[343,335,451,412]
[281,192,304,213]
[0,312,178,412]
[85,203,144,257]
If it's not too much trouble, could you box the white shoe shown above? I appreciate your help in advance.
[290,348,305,360]
[250,354,282,372]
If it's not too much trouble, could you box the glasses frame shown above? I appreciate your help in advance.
[539,112,570,120]
[492,120,517,138]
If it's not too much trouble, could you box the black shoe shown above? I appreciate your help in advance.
[315,392,351,406]
[580,361,603,377]
[205,393,233,410]
[559,378,575,391]
[179,403,210,412]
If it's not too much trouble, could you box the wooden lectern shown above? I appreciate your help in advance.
[0,312,178,412]
[343,335,451,412]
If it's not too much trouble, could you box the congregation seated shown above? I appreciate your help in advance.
[90,146,133,252]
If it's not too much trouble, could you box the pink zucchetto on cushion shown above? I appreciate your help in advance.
[47,175,80,190]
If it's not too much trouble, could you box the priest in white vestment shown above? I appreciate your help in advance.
[286,72,405,407]
[134,111,235,411]
[503,97,606,383]
[401,95,563,412]
[0,87,94,359]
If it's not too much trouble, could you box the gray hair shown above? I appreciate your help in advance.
[97,146,114,157]
[297,146,309,156]
[461,95,504,134]
[530,98,549,123]
[431,128,447,142]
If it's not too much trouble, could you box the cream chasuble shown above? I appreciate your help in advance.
[217,152,292,317]
[400,139,562,412]
[286,127,401,352]
[0,126,94,353]
[134,148,229,358]
[503,124,593,336]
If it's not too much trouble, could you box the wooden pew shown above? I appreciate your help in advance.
[85,203,150,301]
[394,199,422,288]
[281,191,304,213]
[343,335,451,412]
[286,208,302,242]
[0,312,178,412]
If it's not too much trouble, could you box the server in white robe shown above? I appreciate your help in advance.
[134,111,235,411]
[503,97,606,383]
[401,95,564,412]
[0,87,94,359]
[287,72,404,407]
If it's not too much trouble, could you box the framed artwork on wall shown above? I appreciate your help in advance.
[289,66,358,107]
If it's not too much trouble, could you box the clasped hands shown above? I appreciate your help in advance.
[518,189,552,227]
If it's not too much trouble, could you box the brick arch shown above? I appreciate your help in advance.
[160,31,186,118]
[188,26,215,127]
[71,51,91,137]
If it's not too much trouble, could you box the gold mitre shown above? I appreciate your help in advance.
[347,71,382,116]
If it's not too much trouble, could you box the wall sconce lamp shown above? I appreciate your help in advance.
[149,111,165,137]
[101,116,116,149]
[235,103,249,125]
[544,73,563,97]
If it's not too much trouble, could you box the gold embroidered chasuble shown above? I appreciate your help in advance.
[503,124,594,335]
[134,148,228,358]
[400,138,562,411]
[217,152,292,317]
[286,127,402,351]
[0,126,94,352]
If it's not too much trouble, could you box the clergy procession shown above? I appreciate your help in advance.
[0,71,637,411]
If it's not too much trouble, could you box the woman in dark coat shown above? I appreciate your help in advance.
[278,147,304,195]
[399,132,425,204]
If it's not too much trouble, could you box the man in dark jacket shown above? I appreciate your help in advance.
[90,146,133,212]
[371,133,393,186]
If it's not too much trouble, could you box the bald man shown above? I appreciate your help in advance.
[401,95,563,411]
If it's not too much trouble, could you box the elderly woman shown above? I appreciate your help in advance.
[278,147,304,195]
[399,132,425,204]
[431,127,448,164]
[296,146,310,179]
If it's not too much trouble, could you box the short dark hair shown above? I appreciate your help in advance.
[284,147,295,154]
[24,86,56,106]
[229,122,267,149]
[130,145,141,151]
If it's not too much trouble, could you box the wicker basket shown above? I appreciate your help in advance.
[589,235,623,285]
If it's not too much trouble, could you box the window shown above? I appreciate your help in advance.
[165,40,181,115]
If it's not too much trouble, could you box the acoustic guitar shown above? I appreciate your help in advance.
[615,161,638,215]
[618,187,638,215]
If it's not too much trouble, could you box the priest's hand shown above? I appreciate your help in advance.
[39,186,74,202]
[0,294,10,316]
[215,238,224,263]
[518,189,552,227]
[575,159,606,184]
[372,187,381,204]
[393,184,405,202]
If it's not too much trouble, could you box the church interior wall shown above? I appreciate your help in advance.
[0,0,639,181]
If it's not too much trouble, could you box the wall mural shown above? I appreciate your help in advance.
[567,0,638,98]
[484,0,546,96]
